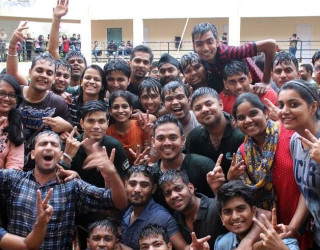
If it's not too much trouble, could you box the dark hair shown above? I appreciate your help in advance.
[300,63,314,75]
[56,59,72,73]
[191,22,218,43]
[190,87,220,108]
[138,77,162,97]
[279,79,320,119]
[312,50,320,66]
[161,81,190,102]
[151,61,159,68]
[126,165,157,185]
[30,52,56,71]
[109,90,133,108]
[130,45,154,63]
[153,114,183,137]
[179,52,203,72]
[139,224,169,244]
[79,100,108,120]
[273,51,298,71]
[223,59,249,80]
[254,53,265,72]
[217,180,254,213]
[64,50,87,67]
[0,74,23,146]
[78,65,107,106]
[103,59,131,79]
[88,219,119,239]
[232,92,267,119]
[33,131,62,149]
[158,169,190,190]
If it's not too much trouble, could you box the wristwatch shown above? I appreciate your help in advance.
[58,159,71,170]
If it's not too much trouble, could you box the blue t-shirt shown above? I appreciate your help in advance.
[0,227,7,242]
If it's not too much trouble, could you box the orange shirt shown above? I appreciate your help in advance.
[106,120,146,165]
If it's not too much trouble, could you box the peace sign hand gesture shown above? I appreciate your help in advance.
[206,154,226,194]
[298,129,320,164]
[227,153,246,181]
[36,188,54,225]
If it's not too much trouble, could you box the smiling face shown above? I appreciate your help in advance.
[193,31,219,64]
[271,61,298,89]
[183,62,207,90]
[220,197,256,240]
[278,89,317,132]
[31,134,62,175]
[152,122,184,161]
[192,94,223,127]
[162,176,194,212]
[125,172,155,207]
[139,235,172,250]
[0,80,17,117]
[224,72,252,96]
[52,65,71,94]
[67,56,86,79]
[87,226,118,250]
[106,71,129,93]
[159,64,180,86]
[29,60,55,93]
[109,96,132,123]
[130,52,151,80]
[80,111,108,142]
[235,101,267,141]
[139,89,162,115]
[81,68,103,98]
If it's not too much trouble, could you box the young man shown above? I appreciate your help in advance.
[0,130,127,249]
[215,180,299,250]
[51,59,72,95]
[220,59,278,114]
[299,63,317,87]
[161,81,199,137]
[312,50,320,87]
[192,22,275,91]
[122,165,188,250]
[289,33,299,57]
[159,170,226,249]
[271,51,299,92]
[149,61,160,80]
[127,45,154,95]
[152,114,214,198]
[186,87,244,176]
[158,53,181,86]
[139,224,172,250]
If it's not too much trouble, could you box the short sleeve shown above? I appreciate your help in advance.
[0,227,7,242]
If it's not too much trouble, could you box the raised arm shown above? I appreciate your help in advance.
[48,0,69,60]
[6,22,29,86]
[256,39,276,84]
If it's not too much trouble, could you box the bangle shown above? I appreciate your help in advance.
[63,152,73,162]
[7,53,18,57]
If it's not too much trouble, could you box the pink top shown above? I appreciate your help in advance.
[0,117,24,170]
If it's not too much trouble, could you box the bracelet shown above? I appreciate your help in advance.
[58,159,71,170]
[7,52,18,57]
[63,152,73,162]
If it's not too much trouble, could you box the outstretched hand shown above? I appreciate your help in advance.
[10,21,29,46]
[53,0,69,19]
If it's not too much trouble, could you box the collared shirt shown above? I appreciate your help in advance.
[214,232,300,250]
[122,198,179,250]
[185,112,244,176]
[174,193,227,249]
[0,169,114,250]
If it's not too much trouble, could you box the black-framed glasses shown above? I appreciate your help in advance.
[0,91,17,100]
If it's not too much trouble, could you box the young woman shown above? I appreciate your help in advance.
[107,91,152,165]
[69,65,107,134]
[278,79,320,249]
[0,74,24,169]
[229,92,300,225]
[138,78,167,118]
[62,34,70,57]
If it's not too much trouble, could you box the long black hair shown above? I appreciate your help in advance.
[0,74,23,146]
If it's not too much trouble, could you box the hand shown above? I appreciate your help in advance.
[206,154,226,193]
[53,0,69,19]
[227,153,246,181]
[83,145,117,178]
[61,92,72,105]
[264,98,280,121]
[60,131,70,142]
[42,116,72,133]
[298,129,320,164]
[129,145,150,166]
[189,232,211,250]
[10,21,29,46]
[131,109,142,120]
[64,126,87,159]
[56,164,80,182]
[252,83,268,95]
[138,110,154,139]
[36,188,54,225]
[253,209,288,250]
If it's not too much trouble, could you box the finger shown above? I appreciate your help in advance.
[191,232,198,244]
[297,135,313,148]
[230,153,236,166]
[66,0,69,7]
[271,207,277,228]
[304,129,319,143]
[264,97,276,109]
[56,164,64,172]
[252,217,267,233]
[196,235,211,243]
[37,190,42,208]
[136,144,141,159]
[79,137,89,146]
[109,148,115,163]
[215,154,223,168]
[43,188,53,205]
[261,213,273,229]
[69,126,77,139]
[146,110,150,122]
[128,148,136,158]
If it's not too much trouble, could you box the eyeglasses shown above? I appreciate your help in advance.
[0,91,17,100]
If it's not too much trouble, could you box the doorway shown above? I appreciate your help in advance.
[296,24,313,63]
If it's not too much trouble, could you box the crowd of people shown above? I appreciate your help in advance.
[0,0,320,249]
